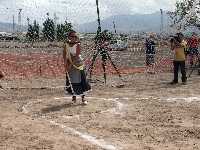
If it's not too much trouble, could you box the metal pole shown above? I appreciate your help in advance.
[96,0,101,34]
[113,21,117,34]
[12,15,15,33]
[66,71,75,96]
[18,9,22,33]
[160,9,164,34]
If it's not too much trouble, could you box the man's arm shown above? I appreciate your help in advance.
[63,44,71,72]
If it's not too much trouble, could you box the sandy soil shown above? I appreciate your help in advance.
[1,71,200,150]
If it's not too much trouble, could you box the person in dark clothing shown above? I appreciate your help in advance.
[145,36,156,66]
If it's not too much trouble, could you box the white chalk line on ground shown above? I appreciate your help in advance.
[22,96,127,150]
[135,96,200,103]
[99,98,125,114]
[22,95,200,149]
[55,96,127,116]
[166,96,200,103]
[49,120,117,150]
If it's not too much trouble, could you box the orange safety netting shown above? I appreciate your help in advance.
[0,52,175,79]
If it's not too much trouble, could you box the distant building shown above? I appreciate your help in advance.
[0,32,19,41]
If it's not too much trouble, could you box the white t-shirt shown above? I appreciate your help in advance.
[69,44,77,56]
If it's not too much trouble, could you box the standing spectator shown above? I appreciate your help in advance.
[145,35,156,66]
[187,32,199,66]
[170,33,187,84]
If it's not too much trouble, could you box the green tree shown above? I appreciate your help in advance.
[56,21,73,41]
[42,17,55,41]
[26,20,39,43]
[168,0,200,30]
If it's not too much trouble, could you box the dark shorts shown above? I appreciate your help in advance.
[65,70,91,95]
[146,54,155,66]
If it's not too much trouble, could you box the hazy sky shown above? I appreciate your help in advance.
[0,0,177,25]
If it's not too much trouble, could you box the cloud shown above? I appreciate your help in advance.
[101,0,177,14]
[0,0,17,23]
[0,0,177,25]
[100,0,133,15]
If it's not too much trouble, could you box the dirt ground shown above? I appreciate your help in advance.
[1,71,200,150]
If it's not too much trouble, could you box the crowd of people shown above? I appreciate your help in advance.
[63,30,199,103]
[145,32,200,84]
[0,30,199,103]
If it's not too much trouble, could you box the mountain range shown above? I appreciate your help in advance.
[0,22,26,33]
[78,11,170,33]
[0,11,170,33]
